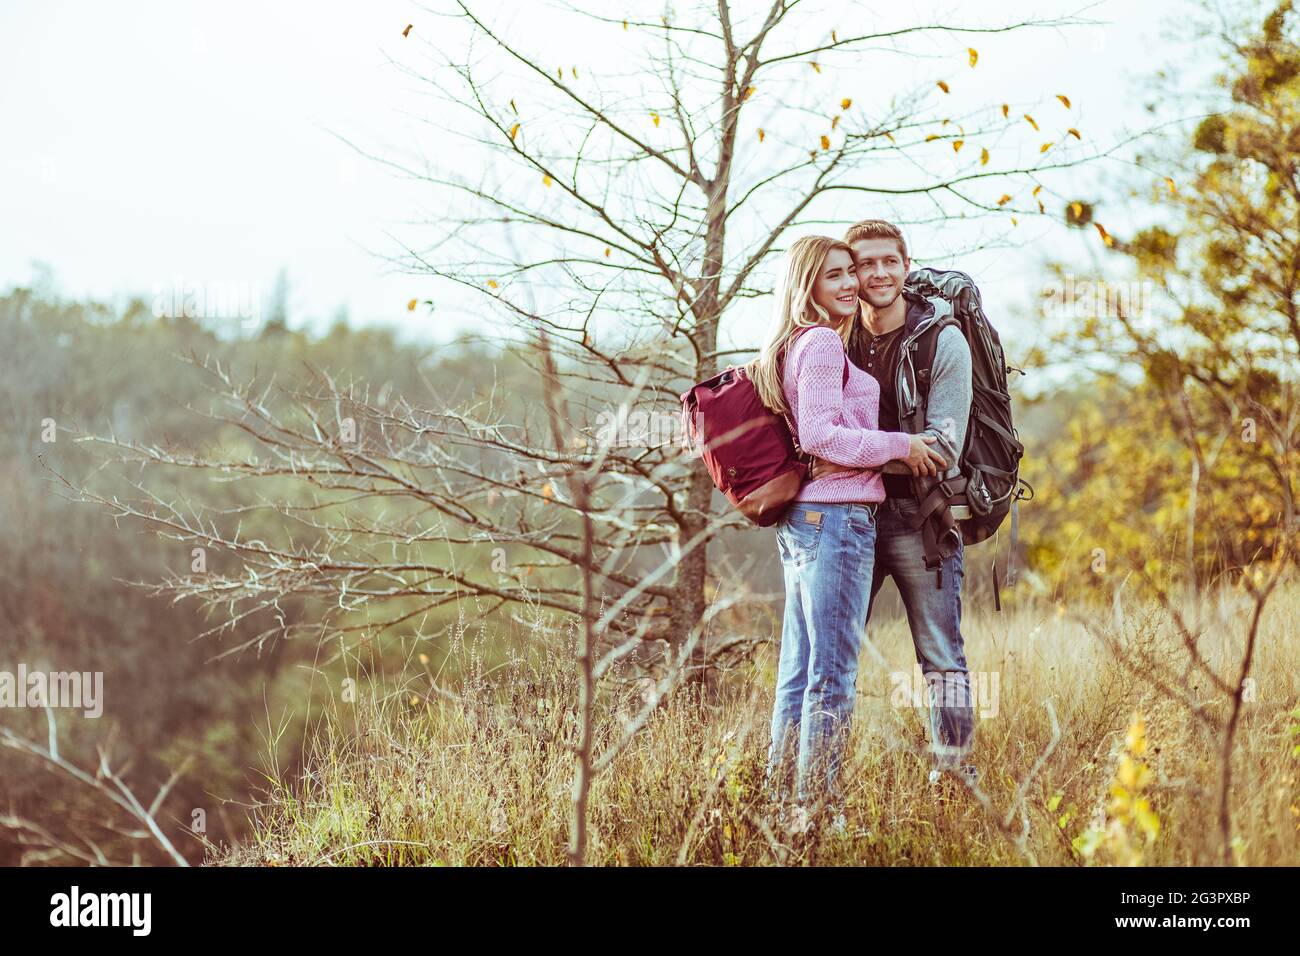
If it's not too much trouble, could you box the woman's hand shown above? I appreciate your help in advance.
[808,456,858,481]
[901,434,947,477]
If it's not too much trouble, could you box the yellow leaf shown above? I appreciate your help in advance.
[487,279,498,289]
[407,298,417,311]
[1056,94,1071,108]
[1094,222,1113,246]
[510,123,520,140]
[1010,216,1018,226]
[1071,201,1083,217]
[997,194,1012,205]
[651,112,660,127]
[1024,113,1039,130]
[1067,127,1081,140]
[572,67,579,79]
[832,29,838,43]
[757,127,766,142]
[1033,184,1043,196]
[402,24,413,38]
[969,48,979,67]
[820,135,830,150]
[953,139,964,153]
[622,20,628,30]
[1040,141,1053,153]
[557,67,562,80]
[883,130,895,142]
[1001,103,1009,118]
[925,134,940,142]
[1164,176,1177,195]
[980,147,989,165]
[841,97,852,110]
[810,61,821,73]
[543,174,553,187]
[604,247,611,257]
[743,86,756,100]
[831,114,840,129]
[1126,714,1147,754]
[937,80,950,93]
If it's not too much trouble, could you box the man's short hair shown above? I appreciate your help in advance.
[844,219,908,262]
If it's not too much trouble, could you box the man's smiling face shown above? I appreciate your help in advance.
[850,237,909,310]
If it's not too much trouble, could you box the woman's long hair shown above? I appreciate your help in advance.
[748,235,856,416]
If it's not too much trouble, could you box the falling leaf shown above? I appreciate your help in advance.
[1071,201,1083,218]
[651,112,660,127]
[1067,127,1081,140]
[604,247,611,257]
[1040,141,1053,153]
[622,20,628,30]
[1038,200,1046,214]
[743,86,756,100]
[832,29,838,43]
[510,123,520,140]
[937,80,950,93]
[543,174,553,187]
[487,280,498,289]
[557,67,562,80]
[1024,113,1039,130]
[407,298,417,311]
[980,147,989,165]
[953,139,964,153]
[1010,217,1018,226]
[1164,176,1177,195]
[1033,184,1043,196]
[572,67,579,79]
[925,134,941,142]
[810,61,821,73]
[820,134,831,150]
[841,97,852,110]
[757,127,766,142]
[831,115,840,129]
[997,194,1012,206]
[1056,94,1071,108]
[402,24,413,37]
[1094,222,1113,246]
[1002,103,1009,118]
[968,48,979,67]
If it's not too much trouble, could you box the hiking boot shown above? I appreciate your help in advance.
[929,764,979,789]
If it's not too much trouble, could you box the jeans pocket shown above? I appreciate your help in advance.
[776,507,824,568]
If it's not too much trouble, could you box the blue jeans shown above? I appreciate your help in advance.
[766,501,879,806]
[868,496,974,771]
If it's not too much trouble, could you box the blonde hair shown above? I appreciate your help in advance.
[843,218,909,262]
[749,235,856,416]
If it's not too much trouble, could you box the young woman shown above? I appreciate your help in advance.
[749,235,943,821]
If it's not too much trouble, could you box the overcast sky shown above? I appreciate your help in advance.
[0,0,1188,349]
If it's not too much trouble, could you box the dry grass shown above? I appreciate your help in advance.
[212,581,1300,866]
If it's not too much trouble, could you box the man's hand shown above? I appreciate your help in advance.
[808,456,859,481]
[901,434,947,477]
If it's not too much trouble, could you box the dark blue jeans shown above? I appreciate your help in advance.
[867,496,975,771]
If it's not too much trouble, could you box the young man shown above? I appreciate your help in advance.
[812,219,979,788]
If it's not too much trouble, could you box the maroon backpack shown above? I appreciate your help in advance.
[680,329,848,527]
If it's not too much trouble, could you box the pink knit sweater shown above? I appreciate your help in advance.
[781,326,913,504]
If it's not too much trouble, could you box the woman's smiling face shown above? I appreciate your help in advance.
[810,248,860,323]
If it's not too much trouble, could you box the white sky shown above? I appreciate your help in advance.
[0,0,1191,350]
